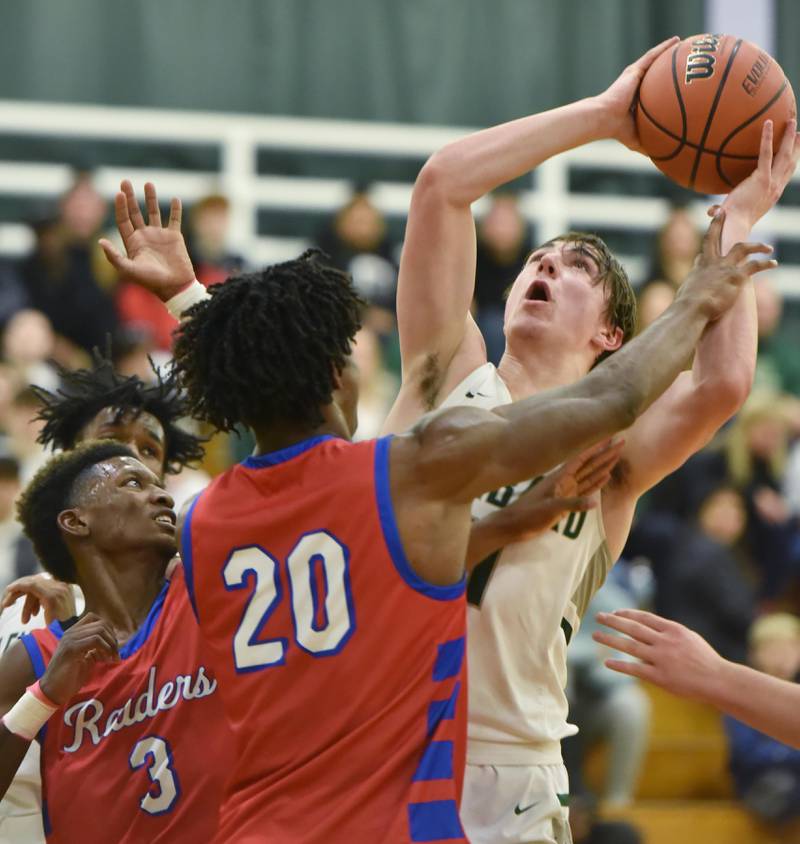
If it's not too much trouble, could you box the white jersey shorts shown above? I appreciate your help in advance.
[461,763,572,844]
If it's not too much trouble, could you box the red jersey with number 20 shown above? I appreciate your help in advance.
[21,564,233,843]
[182,435,468,844]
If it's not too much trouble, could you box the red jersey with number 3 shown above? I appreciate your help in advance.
[183,435,468,844]
[21,564,233,843]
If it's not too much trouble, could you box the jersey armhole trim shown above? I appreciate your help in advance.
[180,493,202,622]
[20,633,46,680]
[374,436,465,602]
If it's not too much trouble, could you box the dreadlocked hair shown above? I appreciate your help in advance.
[17,441,136,583]
[172,249,365,432]
[32,348,204,474]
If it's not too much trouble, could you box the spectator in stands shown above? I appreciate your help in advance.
[0,260,29,331]
[186,194,245,286]
[474,192,531,364]
[0,453,37,590]
[18,175,118,355]
[753,276,800,397]
[2,387,47,485]
[627,483,755,664]
[725,613,800,823]
[316,186,398,343]
[563,566,652,806]
[350,326,398,440]
[635,279,674,332]
[646,204,702,290]
[725,392,800,603]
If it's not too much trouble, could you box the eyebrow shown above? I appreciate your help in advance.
[562,244,601,276]
[121,466,166,490]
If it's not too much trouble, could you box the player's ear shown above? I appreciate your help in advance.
[592,324,624,356]
[57,508,90,539]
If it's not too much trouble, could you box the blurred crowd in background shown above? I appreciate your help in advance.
[0,171,800,836]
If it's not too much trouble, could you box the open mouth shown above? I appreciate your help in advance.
[526,280,552,303]
[153,510,176,527]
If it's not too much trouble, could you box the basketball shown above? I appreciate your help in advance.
[636,34,796,194]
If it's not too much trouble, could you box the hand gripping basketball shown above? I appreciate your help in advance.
[677,209,777,321]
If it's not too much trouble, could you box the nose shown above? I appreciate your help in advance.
[150,485,175,511]
[538,253,557,277]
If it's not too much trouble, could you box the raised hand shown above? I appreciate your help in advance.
[595,36,680,153]
[466,439,623,571]
[677,209,777,321]
[99,180,196,302]
[38,613,119,705]
[707,118,800,223]
[1,575,76,625]
[592,608,724,703]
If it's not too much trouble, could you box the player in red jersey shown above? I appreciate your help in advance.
[0,441,233,843]
[100,181,773,844]
[0,349,206,844]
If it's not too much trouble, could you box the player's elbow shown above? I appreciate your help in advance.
[414,149,467,207]
[704,369,753,419]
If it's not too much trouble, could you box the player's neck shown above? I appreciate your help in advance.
[496,347,589,400]
[251,416,351,457]
[77,549,169,641]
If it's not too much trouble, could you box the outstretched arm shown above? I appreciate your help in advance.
[385,38,679,431]
[602,120,800,555]
[594,609,800,749]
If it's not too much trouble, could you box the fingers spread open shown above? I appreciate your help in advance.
[701,208,725,259]
[604,658,654,682]
[607,607,671,632]
[168,197,183,231]
[144,182,162,227]
[726,240,773,264]
[743,257,779,277]
[595,610,660,644]
[121,180,146,230]
[113,192,135,243]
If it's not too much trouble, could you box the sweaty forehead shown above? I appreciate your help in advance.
[75,455,155,500]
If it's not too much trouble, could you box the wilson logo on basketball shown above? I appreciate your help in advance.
[685,34,721,83]
[742,52,771,96]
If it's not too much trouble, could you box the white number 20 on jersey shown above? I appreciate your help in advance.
[223,530,355,671]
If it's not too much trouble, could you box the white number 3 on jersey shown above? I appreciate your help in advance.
[129,735,180,815]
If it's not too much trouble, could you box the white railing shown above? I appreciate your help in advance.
[0,99,798,293]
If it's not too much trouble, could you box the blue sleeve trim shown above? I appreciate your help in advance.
[374,437,465,601]
[180,494,202,622]
[20,633,46,680]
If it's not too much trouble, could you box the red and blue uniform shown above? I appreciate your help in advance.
[21,565,233,843]
[183,435,468,843]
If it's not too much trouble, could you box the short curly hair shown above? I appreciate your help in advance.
[17,441,136,583]
[32,348,204,475]
[172,249,364,432]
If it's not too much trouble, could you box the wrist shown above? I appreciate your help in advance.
[693,654,734,707]
[38,675,65,707]
[584,94,624,140]
[165,280,210,318]
[2,681,59,741]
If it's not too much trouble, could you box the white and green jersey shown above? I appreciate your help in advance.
[440,363,613,765]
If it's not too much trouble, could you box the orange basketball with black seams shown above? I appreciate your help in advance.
[636,34,796,194]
